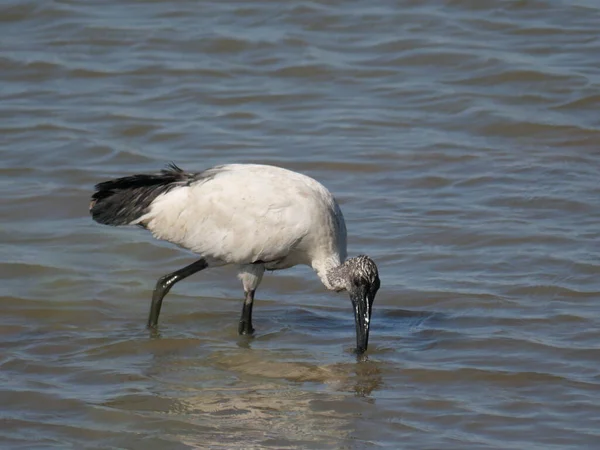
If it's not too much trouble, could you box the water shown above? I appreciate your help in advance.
[2,0,600,448]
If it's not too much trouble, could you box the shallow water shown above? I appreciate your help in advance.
[2,0,600,448]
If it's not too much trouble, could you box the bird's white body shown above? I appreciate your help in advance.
[134,164,347,289]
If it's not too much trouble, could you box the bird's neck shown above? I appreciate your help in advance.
[313,256,348,291]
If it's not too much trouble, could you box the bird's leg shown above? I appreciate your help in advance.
[237,264,265,335]
[147,258,208,328]
[239,289,255,335]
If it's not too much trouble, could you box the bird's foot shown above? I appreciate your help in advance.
[238,321,255,335]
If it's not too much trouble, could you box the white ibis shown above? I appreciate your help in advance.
[90,164,380,353]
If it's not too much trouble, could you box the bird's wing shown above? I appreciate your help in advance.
[143,170,312,265]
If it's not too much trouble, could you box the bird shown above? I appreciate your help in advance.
[90,163,380,353]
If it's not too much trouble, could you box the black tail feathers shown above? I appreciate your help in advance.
[90,163,191,226]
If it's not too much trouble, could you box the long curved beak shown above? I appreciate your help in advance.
[351,291,372,354]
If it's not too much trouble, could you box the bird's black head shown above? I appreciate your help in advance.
[346,255,380,354]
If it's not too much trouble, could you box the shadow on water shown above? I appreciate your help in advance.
[205,348,386,398]
[137,302,454,403]
[144,304,445,375]
[346,358,384,397]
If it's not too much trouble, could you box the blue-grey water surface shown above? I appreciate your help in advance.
[1,0,600,448]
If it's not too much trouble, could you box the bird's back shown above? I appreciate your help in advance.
[138,164,347,268]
